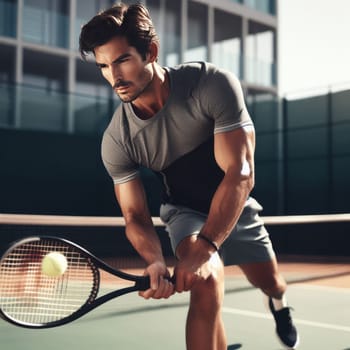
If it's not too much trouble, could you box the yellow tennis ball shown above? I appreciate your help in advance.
[41,252,68,277]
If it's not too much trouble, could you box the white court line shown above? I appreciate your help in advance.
[222,307,350,333]
[291,283,350,294]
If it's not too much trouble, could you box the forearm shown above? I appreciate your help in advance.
[200,170,254,247]
[114,179,166,266]
[124,216,165,266]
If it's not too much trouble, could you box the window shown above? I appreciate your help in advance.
[246,21,276,86]
[22,0,69,48]
[245,0,276,15]
[21,50,68,131]
[0,0,17,37]
[212,9,241,77]
[163,0,181,66]
[0,44,15,83]
[185,2,208,62]
[0,45,16,127]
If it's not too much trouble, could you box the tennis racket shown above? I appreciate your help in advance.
[0,236,154,329]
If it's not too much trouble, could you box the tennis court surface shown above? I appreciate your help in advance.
[0,214,349,349]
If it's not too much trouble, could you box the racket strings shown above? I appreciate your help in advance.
[0,239,98,325]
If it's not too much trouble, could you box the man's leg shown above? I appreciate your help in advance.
[177,239,227,350]
[238,256,286,297]
[160,204,227,349]
[239,257,299,349]
[186,270,226,350]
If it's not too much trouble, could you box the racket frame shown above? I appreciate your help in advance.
[0,236,150,329]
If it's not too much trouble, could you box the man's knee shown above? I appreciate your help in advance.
[189,260,225,314]
[190,281,221,315]
[261,276,286,296]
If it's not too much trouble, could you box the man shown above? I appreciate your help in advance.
[79,3,299,349]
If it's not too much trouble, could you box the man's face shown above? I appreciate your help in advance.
[94,36,153,103]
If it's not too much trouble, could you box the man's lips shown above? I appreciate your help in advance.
[114,82,130,93]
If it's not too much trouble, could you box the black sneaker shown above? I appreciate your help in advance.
[268,297,299,349]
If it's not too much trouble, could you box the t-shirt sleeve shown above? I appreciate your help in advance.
[199,64,254,134]
[101,130,140,184]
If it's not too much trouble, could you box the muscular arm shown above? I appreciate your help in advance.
[114,177,173,298]
[114,177,164,265]
[174,126,255,291]
[199,126,255,248]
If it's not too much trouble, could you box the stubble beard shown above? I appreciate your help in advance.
[116,70,153,103]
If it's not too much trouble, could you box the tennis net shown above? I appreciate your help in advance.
[1,213,350,260]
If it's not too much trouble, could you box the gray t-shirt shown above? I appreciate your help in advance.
[101,62,253,213]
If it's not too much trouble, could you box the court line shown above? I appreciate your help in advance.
[291,283,350,294]
[222,307,350,333]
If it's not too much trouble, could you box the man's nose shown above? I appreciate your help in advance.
[111,66,122,86]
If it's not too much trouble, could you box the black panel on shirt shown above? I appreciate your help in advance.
[156,136,224,214]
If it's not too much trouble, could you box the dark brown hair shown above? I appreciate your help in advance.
[79,2,159,60]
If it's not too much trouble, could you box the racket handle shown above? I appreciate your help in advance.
[136,275,151,291]
[136,275,175,291]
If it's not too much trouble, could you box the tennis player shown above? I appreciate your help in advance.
[79,3,299,349]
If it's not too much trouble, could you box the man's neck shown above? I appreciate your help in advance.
[131,63,169,120]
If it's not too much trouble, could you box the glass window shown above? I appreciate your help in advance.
[212,9,241,77]
[245,0,276,15]
[22,0,69,48]
[0,0,17,37]
[0,44,16,128]
[185,2,208,62]
[148,0,181,66]
[23,49,68,91]
[163,0,181,66]
[246,21,275,86]
[0,45,15,127]
[21,50,68,131]
[0,44,15,83]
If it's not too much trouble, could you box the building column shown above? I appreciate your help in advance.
[14,0,24,128]
[207,5,214,62]
[67,0,77,133]
[241,16,248,82]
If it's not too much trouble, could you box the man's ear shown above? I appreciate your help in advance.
[147,42,158,63]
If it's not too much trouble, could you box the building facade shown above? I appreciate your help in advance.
[0,0,278,132]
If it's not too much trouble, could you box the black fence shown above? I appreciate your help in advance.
[0,83,349,217]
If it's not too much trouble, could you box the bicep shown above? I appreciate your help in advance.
[214,126,255,178]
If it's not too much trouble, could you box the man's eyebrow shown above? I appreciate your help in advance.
[96,53,132,67]
[113,53,131,63]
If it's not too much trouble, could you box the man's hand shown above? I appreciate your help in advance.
[173,235,221,293]
[139,261,175,299]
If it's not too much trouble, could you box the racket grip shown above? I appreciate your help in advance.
[136,275,151,291]
[136,275,175,291]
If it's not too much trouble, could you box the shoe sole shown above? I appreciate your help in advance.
[275,331,300,349]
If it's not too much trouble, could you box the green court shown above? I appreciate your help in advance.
[1,259,349,350]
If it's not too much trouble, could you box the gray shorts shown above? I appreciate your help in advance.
[159,197,275,265]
